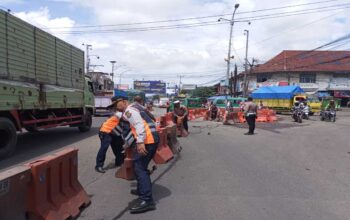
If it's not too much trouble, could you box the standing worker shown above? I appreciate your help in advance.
[95,97,125,173]
[114,96,160,214]
[173,100,189,132]
[244,97,258,135]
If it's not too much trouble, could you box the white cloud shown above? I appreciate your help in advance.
[14,7,75,41]
[0,0,24,4]
[10,0,350,86]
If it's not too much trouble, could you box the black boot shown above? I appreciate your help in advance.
[129,200,156,214]
[130,189,138,196]
[95,166,106,173]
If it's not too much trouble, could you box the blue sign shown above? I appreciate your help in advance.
[133,81,166,94]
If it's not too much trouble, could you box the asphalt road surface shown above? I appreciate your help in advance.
[1,109,350,220]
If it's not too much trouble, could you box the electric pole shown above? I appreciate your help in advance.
[233,64,238,97]
[178,75,184,93]
[82,44,92,73]
[243,29,249,97]
[219,3,239,100]
[110,60,116,83]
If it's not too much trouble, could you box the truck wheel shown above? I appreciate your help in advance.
[78,111,92,132]
[0,117,17,158]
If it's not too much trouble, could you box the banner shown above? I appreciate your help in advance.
[133,81,166,94]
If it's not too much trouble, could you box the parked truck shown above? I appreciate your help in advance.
[0,10,94,158]
[251,86,320,114]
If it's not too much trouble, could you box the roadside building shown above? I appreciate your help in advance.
[238,50,350,106]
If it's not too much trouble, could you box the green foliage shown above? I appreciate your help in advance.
[190,86,215,98]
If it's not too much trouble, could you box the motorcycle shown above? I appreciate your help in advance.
[302,106,310,120]
[292,108,303,123]
[320,110,336,122]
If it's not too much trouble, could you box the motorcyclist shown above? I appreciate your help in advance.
[325,100,336,111]
[291,101,300,112]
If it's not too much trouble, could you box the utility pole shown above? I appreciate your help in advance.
[178,75,184,93]
[82,44,92,73]
[246,58,257,95]
[110,61,116,83]
[230,70,233,96]
[233,64,238,97]
[219,3,239,100]
[243,29,249,97]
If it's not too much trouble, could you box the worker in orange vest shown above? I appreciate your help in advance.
[95,97,127,173]
[114,95,160,214]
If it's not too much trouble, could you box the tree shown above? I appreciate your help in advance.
[190,86,215,98]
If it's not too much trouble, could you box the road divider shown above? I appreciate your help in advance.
[115,148,135,180]
[25,148,90,220]
[0,166,31,220]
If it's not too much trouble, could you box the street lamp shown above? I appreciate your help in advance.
[218,3,251,98]
[110,61,116,82]
[219,3,239,99]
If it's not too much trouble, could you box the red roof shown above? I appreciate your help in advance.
[252,50,350,73]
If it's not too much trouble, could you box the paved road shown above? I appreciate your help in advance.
[1,109,350,220]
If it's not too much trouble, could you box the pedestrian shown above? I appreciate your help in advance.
[244,97,258,135]
[258,100,264,110]
[209,102,218,121]
[173,100,189,132]
[114,95,160,214]
[166,101,170,113]
[95,97,126,173]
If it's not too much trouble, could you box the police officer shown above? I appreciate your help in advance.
[95,98,125,173]
[114,95,159,214]
[244,97,258,135]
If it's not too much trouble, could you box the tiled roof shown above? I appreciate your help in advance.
[252,50,350,73]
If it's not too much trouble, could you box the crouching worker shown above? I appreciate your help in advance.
[172,100,189,132]
[95,98,125,173]
[114,95,160,214]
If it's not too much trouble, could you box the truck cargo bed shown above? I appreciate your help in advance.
[0,10,84,90]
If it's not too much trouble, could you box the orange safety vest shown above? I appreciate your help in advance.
[129,104,159,145]
[100,116,120,134]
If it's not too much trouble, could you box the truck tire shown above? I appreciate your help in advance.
[78,111,92,132]
[0,117,17,158]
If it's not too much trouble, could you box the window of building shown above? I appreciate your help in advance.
[257,74,271,83]
[300,74,316,83]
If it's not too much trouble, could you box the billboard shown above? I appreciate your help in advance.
[114,84,129,90]
[133,80,166,94]
[182,84,197,90]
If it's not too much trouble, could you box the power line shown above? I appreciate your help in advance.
[54,4,350,35]
[42,0,341,30]
[234,3,350,22]
[251,33,350,71]
[235,12,340,51]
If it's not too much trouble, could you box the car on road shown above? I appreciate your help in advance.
[159,98,170,108]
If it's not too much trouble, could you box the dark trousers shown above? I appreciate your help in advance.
[173,116,189,132]
[211,111,218,120]
[133,143,158,202]
[246,115,256,134]
[96,132,124,168]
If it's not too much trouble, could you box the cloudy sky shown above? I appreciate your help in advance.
[1,0,349,87]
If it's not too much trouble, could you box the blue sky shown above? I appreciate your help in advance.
[1,0,90,24]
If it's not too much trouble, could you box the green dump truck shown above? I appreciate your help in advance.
[0,10,94,158]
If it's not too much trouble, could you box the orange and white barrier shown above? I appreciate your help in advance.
[26,148,90,220]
